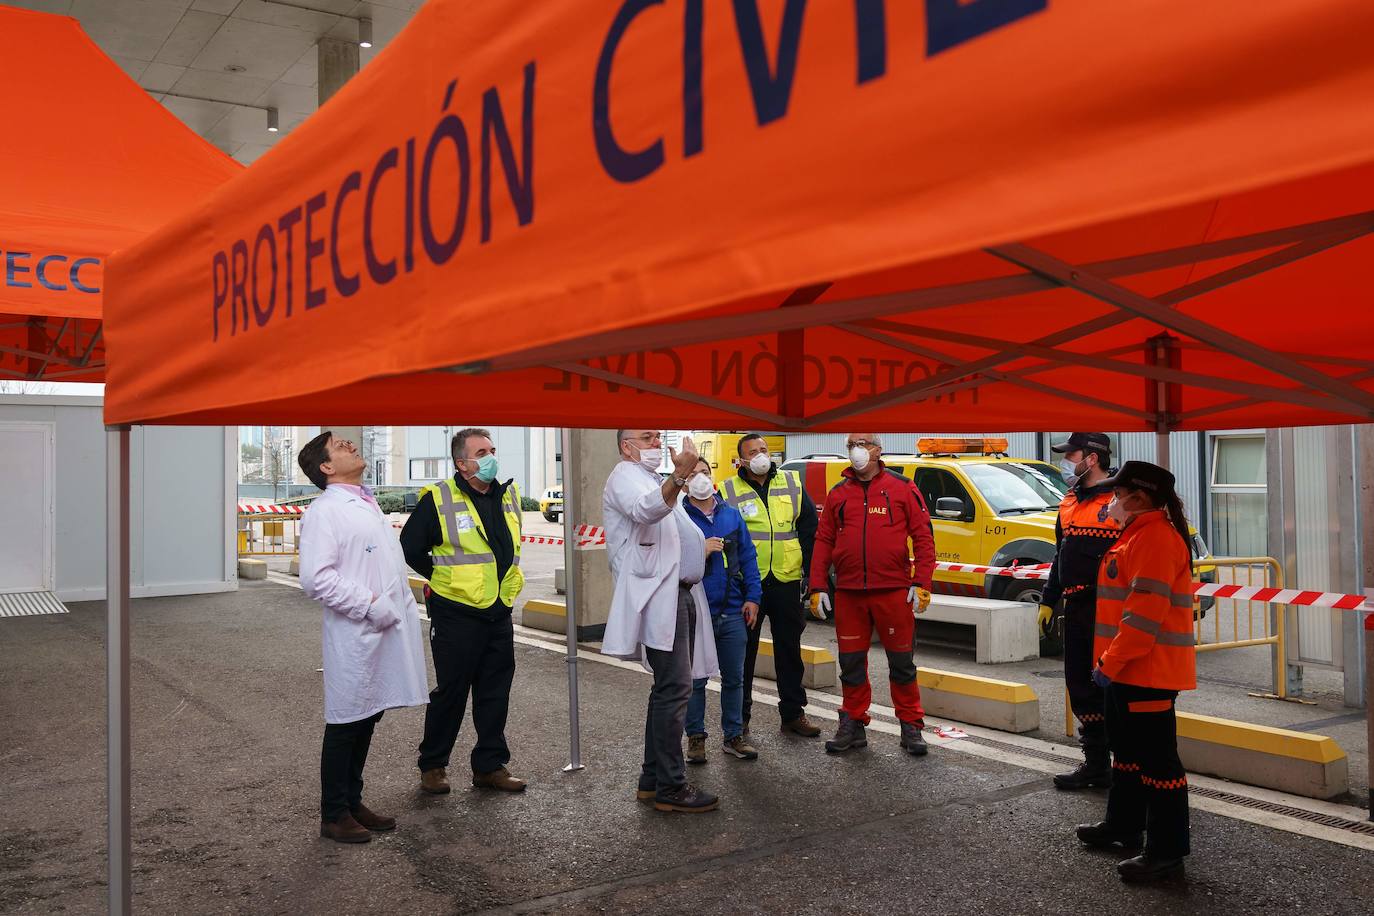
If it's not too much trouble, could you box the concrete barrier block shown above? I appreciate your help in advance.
[910,596,1039,663]
[522,598,568,634]
[753,638,837,688]
[555,567,566,595]
[1176,712,1348,799]
[407,576,428,605]
[288,556,300,576]
[916,667,1039,733]
[236,558,267,580]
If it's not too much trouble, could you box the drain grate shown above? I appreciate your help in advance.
[0,591,69,618]
[959,733,1374,836]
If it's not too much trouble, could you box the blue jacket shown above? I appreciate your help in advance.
[684,496,762,617]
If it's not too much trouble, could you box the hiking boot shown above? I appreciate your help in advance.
[686,734,707,765]
[1054,761,1113,791]
[722,736,759,760]
[320,813,371,844]
[781,714,822,738]
[419,767,450,795]
[350,804,396,832]
[742,722,751,738]
[654,783,720,813]
[635,789,656,804]
[1117,855,1185,883]
[824,713,867,753]
[899,721,928,756]
[472,767,527,792]
[1075,822,1144,850]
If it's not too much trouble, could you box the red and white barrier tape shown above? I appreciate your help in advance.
[937,561,1050,579]
[237,503,306,515]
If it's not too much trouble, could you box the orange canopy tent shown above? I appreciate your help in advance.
[97,3,1374,909]
[103,0,1374,433]
[0,4,240,384]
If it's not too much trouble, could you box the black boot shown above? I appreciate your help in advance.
[1075,822,1143,850]
[825,713,867,753]
[1117,855,1185,883]
[898,721,928,756]
[1054,756,1112,790]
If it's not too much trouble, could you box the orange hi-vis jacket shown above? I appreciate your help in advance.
[1093,510,1197,691]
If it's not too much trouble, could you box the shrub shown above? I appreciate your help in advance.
[521,496,541,512]
[376,492,406,514]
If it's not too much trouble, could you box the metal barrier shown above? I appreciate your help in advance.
[1064,555,1288,736]
[237,513,301,556]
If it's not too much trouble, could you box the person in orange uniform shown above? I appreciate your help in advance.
[1074,461,1197,884]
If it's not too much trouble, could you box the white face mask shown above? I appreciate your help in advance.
[747,453,771,476]
[687,474,715,500]
[1107,495,1136,527]
[636,447,662,472]
[849,445,871,472]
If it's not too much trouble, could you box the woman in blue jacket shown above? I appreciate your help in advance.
[683,458,762,763]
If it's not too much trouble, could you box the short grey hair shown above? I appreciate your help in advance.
[451,427,493,463]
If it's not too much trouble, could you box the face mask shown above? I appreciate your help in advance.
[474,454,499,483]
[687,474,715,500]
[1107,495,1136,527]
[748,453,772,476]
[636,447,662,472]
[1061,457,1086,487]
[849,445,871,472]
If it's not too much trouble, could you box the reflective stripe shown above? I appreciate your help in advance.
[1172,594,1195,608]
[749,531,770,542]
[1097,585,1130,601]
[749,530,799,542]
[432,552,496,566]
[511,554,522,568]
[1095,623,1118,639]
[1129,576,1172,597]
[776,472,802,517]
[1157,630,1195,647]
[1121,612,1162,635]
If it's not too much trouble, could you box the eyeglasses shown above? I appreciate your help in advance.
[845,440,878,450]
[621,432,660,445]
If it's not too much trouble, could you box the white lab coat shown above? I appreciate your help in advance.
[299,485,429,724]
[602,461,719,680]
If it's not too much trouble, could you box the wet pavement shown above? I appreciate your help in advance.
[1,571,1371,914]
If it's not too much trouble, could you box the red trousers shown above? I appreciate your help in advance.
[834,588,924,726]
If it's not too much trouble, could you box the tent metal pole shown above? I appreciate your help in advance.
[105,425,132,915]
[560,427,584,773]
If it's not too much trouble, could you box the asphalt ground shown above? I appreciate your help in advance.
[2,569,1372,914]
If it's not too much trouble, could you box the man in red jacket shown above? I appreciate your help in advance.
[808,433,937,756]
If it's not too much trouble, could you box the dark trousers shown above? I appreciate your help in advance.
[320,711,382,821]
[742,576,808,724]
[639,586,696,794]
[1105,682,1190,859]
[417,610,515,774]
[1063,591,1107,761]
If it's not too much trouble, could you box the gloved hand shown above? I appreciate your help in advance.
[808,591,831,620]
[1091,667,1112,689]
[907,585,932,615]
[1038,604,1054,635]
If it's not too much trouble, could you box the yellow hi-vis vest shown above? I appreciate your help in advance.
[420,477,524,609]
[718,470,803,582]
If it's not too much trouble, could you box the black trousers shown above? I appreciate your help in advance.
[742,576,808,724]
[639,586,696,794]
[320,711,382,821]
[417,609,515,774]
[1063,591,1107,760]
[1105,682,1190,859]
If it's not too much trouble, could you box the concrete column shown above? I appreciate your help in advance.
[566,429,620,639]
[317,37,359,106]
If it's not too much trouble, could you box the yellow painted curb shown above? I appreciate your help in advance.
[523,598,568,618]
[1178,712,1346,765]
[757,638,834,664]
[917,667,1037,704]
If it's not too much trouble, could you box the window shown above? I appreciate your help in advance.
[913,468,975,522]
[962,463,1056,515]
[409,458,448,481]
[1209,435,1266,557]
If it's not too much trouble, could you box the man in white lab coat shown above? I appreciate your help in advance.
[297,431,428,843]
[603,431,720,813]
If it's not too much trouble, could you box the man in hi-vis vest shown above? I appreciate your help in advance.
[400,427,527,796]
[718,433,820,738]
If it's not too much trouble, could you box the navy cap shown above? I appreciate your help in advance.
[1101,460,1175,496]
[1050,432,1112,455]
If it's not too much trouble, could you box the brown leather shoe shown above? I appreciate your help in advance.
[782,714,822,737]
[351,804,396,832]
[320,813,371,844]
[473,767,527,792]
[420,767,451,795]
[636,789,656,804]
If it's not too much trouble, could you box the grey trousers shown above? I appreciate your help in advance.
[639,585,696,793]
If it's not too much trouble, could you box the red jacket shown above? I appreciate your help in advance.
[809,464,937,592]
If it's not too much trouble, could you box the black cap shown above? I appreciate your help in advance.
[1051,432,1111,455]
[1101,460,1175,496]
